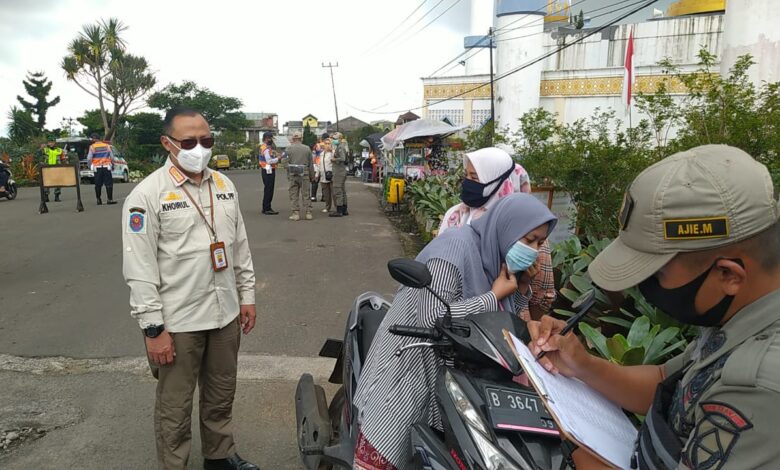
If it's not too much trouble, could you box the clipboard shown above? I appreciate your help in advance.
[503,329,631,469]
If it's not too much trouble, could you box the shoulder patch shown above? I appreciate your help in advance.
[213,172,227,191]
[127,212,146,234]
[168,166,186,186]
[664,217,729,240]
[685,401,752,470]
[128,207,146,214]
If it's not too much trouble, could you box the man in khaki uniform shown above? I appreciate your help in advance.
[122,108,259,470]
[329,132,349,217]
[528,145,780,469]
[285,131,314,221]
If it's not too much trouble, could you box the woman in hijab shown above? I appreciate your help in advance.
[438,147,556,322]
[353,194,557,470]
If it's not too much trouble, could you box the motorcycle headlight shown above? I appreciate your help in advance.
[444,371,490,437]
[471,429,531,470]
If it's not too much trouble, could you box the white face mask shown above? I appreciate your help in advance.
[167,137,212,173]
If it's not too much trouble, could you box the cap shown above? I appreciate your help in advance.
[292,131,303,140]
[589,145,780,291]
[90,133,100,140]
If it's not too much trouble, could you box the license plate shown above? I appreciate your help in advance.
[485,387,559,436]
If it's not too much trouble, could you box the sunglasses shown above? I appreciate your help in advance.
[165,134,215,150]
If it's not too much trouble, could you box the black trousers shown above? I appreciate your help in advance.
[261,168,275,212]
[310,179,319,199]
[94,167,113,200]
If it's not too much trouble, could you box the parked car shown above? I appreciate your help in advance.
[214,154,230,170]
[79,149,130,184]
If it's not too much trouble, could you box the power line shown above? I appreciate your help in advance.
[372,0,448,53]
[361,0,429,55]
[396,0,465,47]
[352,0,660,116]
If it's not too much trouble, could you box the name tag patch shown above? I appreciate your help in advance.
[161,201,191,212]
[664,217,729,240]
[216,192,236,201]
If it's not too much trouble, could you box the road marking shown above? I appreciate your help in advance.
[0,353,336,382]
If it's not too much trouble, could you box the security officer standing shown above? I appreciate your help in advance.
[329,132,349,217]
[122,107,259,470]
[529,145,780,469]
[40,137,67,202]
[259,131,279,215]
[87,133,117,205]
[285,132,314,221]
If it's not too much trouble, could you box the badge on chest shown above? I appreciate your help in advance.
[210,241,228,272]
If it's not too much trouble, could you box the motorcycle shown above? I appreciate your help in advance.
[0,161,18,200]
[295,258,596,469]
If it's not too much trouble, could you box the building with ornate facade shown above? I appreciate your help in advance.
[421,0,780,135]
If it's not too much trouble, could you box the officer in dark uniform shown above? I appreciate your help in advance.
[528,145,780,469]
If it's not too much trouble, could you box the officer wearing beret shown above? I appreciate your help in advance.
[529,145,780,469]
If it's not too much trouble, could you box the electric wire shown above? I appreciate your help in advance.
[361,0,430,56]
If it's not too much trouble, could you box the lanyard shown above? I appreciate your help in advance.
[180,180,218,243]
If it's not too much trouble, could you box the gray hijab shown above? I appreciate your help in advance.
[417,193,558,312]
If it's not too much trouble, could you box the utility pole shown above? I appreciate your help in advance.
[322,62,341,132]
[488,27,495,146]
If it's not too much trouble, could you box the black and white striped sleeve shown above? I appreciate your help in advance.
[416,258,499,328]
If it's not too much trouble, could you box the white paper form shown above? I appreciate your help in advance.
[508,333,638,469]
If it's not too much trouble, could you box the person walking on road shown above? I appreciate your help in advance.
[88,133,117,205]
[285,132,314,221]
[329,132,349,217]
[318,135,335,214]
[122,108,259,470]
[259,131,279,215]
[40,137,68,202]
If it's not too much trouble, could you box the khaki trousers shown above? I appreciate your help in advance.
[149,318,241,469]
[288,173,311,212]
[321,182,333,211]
[333,171,347,207]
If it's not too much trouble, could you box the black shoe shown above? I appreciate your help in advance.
[107,200,118,205]
[342,205,349,216]
[96,199,103,205]
[203,453,259,470]
[320,197,325,202]
[262,210,279,215]
[329,206,343,217]
[309,197,316,202]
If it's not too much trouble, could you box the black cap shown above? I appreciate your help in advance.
[262,132,273,141]
[321,133,329,140]
[90,133,100,140]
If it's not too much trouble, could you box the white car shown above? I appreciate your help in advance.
[79,148,130,183]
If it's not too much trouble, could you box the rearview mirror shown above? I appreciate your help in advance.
[571,289,596,311]
[387,258,432,289]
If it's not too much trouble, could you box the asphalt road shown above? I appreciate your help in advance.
[0,170,403,469]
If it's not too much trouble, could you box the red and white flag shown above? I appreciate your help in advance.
[622,27,636,110]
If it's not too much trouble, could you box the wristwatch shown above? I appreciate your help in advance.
[143,324,165,338]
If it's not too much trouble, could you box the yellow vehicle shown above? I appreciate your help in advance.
[214,154,230,170]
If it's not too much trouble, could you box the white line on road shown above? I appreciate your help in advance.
[0,353,336,382]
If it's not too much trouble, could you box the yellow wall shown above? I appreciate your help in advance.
[302,115,318,128]
[667,0,726,16]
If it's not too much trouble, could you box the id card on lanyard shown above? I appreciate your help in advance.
[180,180,229,272]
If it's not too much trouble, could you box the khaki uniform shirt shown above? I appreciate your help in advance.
[286,142,313,177]
[122,159,256,332]
[662,289,780,469]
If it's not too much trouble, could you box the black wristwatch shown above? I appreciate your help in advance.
[143,324,165,338]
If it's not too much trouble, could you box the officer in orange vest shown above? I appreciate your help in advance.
[88,133,117,205]
[258,132,279,215]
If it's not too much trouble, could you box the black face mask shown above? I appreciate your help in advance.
[460,164,515,208]
[638,258,744,327]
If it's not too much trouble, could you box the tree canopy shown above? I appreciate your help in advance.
[16,71,60,132]
[61,18,156,141]
[147,81,250,131]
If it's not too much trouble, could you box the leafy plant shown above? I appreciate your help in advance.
[579,316,686,366]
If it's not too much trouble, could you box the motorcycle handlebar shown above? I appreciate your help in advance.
[389,325,439,340]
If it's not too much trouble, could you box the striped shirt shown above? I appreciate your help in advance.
[353,257,531,469]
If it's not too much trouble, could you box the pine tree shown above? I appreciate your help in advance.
[16,71,61,132]
[302,123,317,148]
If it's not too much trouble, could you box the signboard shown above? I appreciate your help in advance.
[531,186,576,245]
[39,164,84,213]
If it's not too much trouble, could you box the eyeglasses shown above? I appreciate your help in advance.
[165,134,215,150]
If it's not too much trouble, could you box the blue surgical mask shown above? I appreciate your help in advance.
[332,139,340,146]
[506,241,539,273]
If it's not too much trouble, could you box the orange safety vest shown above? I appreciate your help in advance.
[313,143,323,165]
[259,143,277,169]
[89,141,113,168]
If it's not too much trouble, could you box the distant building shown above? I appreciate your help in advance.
[328,116,371,134]
[395,111,420,126]
[283,114,332,138]
[243,112,278,143]
[371,120,396,132]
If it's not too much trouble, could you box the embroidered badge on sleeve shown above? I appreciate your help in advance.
[685,401,753,470]
[127,209,146,234]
